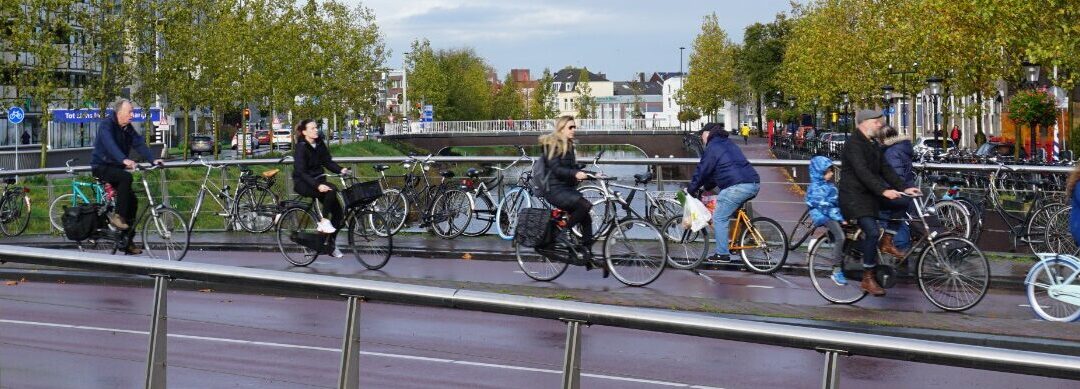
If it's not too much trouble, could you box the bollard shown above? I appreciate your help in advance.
[560,319,588,389]
[145,275,169,389]
[337,295,364,389]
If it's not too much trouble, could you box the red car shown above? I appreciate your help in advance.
[256,130,271,145]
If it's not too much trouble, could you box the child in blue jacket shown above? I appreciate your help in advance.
[806,156,848,285]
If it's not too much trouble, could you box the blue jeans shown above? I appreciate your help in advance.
[712,183,761,255]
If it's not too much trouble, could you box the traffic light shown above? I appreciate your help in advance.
[242,108,251,120]
[831,112,838,123]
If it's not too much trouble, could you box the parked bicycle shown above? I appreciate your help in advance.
[0,172,31,237]
[460,146,533,237]
[187,155,280,233]
[805,193,988,311]
[382,154,473,239]
[276,172,392,269]
[494,146,549,240]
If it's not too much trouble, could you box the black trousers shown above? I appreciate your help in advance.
[296,182,344,238]
[546,190,593,243]
[92,165,137,226]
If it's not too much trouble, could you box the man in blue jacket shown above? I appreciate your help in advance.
[687,123,761,262]
[91,99,162,254]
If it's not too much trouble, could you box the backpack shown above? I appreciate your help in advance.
[62,204,99,241]
[530,152,551,197]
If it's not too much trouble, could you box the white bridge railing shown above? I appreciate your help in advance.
[383,119,682,136]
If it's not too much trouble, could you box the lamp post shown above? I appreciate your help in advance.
[679,47,686,76]
[1021,61,1041,159]
[788,97,796,129]
[402,52,410,122]
[889,62,919,139]
[812,97,820,129]
[882,85,894,125]
[927,77,944,144]
[839,91,850,134]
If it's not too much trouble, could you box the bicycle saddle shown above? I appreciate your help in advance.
[465,168,482,178]
[373,164,390,172]
[634,173,654,185]
[261,168,280,179]
[439,170,455,178]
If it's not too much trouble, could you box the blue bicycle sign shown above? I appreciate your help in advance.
[7,107,24,124]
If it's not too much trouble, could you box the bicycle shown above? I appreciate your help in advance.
[383,154,473,239]
[187,155,280,233]
[76,163,190,261]
[0,173,31,237]
[1025,252,1080,322]
[276,173,393,269]
[660,196,789,273]
[984,161,1063,252]
[805,193,989,311]
[49,158,107,232]
[494,146,550,240]
[576,154,683,236]
[514,167,668,287]
[370,163,408,235]
[460,146,533,237]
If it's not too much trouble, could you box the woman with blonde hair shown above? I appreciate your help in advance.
[538,115,600,268]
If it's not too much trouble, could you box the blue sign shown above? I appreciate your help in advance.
[7,107,24,124]
[882,107,894,115]
[421,105,433,123]
[51,108,161,123]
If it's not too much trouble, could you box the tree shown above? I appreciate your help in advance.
[681,13,740,119]
[406,42,491,121]
[574,68,597,119]
[1007,89,1058,159]
[529,68,558,119]
[736,13,791,133]
[491,72,525,120]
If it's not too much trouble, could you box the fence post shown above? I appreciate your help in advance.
[817,348,846,389]
[560,319,587,389]
[337,295,364,389]
[145,275,169,389]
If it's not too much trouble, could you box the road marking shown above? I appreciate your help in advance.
[512,270,524,274]
[746,285,774,289]
[0,318,723,388]
[770,274,798,288]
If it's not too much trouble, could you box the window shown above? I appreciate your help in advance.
[565,83,574,92]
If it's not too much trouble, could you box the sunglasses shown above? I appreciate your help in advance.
[568,125,577,130]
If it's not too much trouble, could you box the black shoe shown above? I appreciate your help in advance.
[706,253,732,262]
[124,245,143,255]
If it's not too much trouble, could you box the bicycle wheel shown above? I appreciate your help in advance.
[661,216,708,270]
[515,241,568,281]
[953,197,984,243]
[235,186,280,233]
[50,193,85,232]
[604,218,666,287]
[430,189,473,239]
[141,208,190,261]
[495,187,532,240]
[373,188,408,235]
[1044,207,1078,255]
[1025,256,1080,322]
[462,193,495,237]
[0,191,31,237]
[916,236,989,312]
[738,217,789,274]
[928,200,972,240]
[577,185,609,237]
[1025,203,1065,253]
[348,211,392,270]
[787,209,815,250]
[648,197,683,226]
[807,235,867,304]
[277,207,320,266]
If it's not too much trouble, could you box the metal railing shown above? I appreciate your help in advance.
[0,245,1077,389]
[383,118,681,136]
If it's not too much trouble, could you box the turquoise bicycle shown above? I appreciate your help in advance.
[49,159,113,232]
[1026,252,1080,322]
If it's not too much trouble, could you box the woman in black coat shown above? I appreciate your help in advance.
[292,119,351,257]
[538,115,599,264]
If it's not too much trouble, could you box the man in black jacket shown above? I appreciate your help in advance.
[839,110,919,296]
[91,99,163,254]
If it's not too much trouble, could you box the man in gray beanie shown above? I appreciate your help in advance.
[838,110,920,296]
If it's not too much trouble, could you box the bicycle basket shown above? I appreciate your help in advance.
[513,208,554,248]
[62,204,99,241]
[342,180,383,209]
[290,231,335,255]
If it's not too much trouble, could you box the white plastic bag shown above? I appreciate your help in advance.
[682,195,712,232]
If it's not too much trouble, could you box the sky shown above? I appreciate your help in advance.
[350,0,794,81]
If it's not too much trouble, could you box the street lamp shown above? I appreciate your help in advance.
[679,47,686,75]
[927,77,944,143]
[402,52,410,122]
[882,85,894,125]
[839,91,850,133]
[1022,61,1041,85]
[889,61,919,139]
[812,97,820,129]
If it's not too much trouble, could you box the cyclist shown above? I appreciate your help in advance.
[292,119,351,258]
[806,156,847,285]
[687,122,761,263]
[880,124,915,256]
[1068,163,1080,246]
[838,110,920,296]
[91,98,163,255]
[537,115,604,275]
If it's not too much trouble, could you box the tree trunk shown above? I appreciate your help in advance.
[182,109,190,160]
[1031,122,1038,161]
[974,91,986,146]
[755,92,763,136]
[39,112,49,169]
[1015,123,1023,160]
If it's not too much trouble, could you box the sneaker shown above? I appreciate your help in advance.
[316,218,336,234]
[830,267,848,286]
[124,244,143,255]
[707,253,736,263]
[108,213,129,230]
[331,247,344,258]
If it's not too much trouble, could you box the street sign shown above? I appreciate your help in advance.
[421,105,433,123]
[7,107,25,124]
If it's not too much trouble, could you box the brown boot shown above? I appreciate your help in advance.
[124,244,143,255]
[879,234,906,260]
[861,269,886,296]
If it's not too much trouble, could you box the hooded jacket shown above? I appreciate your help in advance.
[882,134,916,188]
[806,156,844,227]
[687,129,759,195]
[1071,184,1080,247]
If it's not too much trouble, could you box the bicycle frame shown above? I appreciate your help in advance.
[1030,254,1080,306]
[727,208,766,251]
[189,162,241,228]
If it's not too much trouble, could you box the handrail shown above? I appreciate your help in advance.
[0,244,1077,389]
[0,156,1073,177]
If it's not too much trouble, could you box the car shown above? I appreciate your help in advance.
[256,130,271,145]
[231,131,255,151]
[913,137,956,155]
[190,135,213,155]
[975,142,1026,159]
[272,129,292,149]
